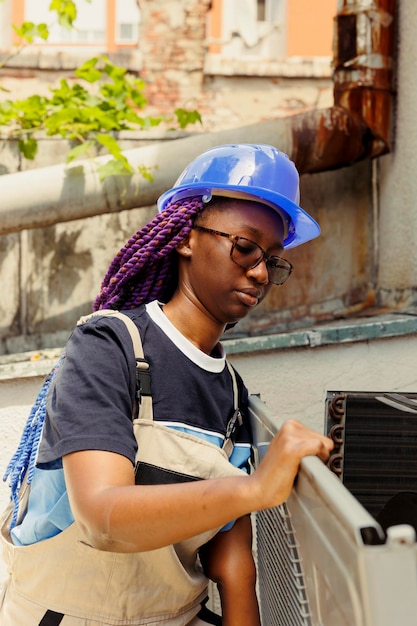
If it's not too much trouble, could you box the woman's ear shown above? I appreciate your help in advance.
[176,233,194,257]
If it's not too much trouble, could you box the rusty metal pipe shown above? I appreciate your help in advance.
[333,0,395,150]
[289,0,396,174]
[289,105,372,174]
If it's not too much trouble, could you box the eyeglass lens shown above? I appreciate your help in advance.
[232,238,292,285]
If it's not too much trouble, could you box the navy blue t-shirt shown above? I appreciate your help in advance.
[11,301,252,546]
[39,301,252,469]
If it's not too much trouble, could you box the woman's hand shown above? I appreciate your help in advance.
[248,419,333,512]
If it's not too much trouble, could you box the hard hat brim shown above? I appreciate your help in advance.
[157,184,320,250]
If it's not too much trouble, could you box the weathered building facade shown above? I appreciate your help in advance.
[0,0,414,426]
[0,0,341,353]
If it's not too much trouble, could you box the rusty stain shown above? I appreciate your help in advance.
[289,0,396,175]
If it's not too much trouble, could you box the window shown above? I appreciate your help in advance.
[0,0,12,47]
[215,0,287,59]
[11,0,141,51]
[25,0,106,45]
[115,0,140,45]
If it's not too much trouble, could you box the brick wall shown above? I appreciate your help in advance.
[139,0,211,112]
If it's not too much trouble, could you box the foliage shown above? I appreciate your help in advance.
[0,0,202,181]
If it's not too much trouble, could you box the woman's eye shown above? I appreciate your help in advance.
[235,240,256,255]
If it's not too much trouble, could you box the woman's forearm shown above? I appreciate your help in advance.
[85,476,254,552]
[63,419,333,552]
[64,449,257,552]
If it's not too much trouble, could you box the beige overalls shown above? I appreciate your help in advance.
[0,312,245,625]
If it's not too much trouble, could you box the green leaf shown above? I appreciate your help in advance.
[77,67,102,83]
[66,140,95,163]
[0,101,16,127]
[0,20,203,181]
[12,21,49,43]
[75,59,102,83]
[50,79,77,103]
[49,0,77,29]
[137,164,154,182]
[18,137,38,160]
[36,23,50,41]
[88,108,121,131]
[95,133,123,158]
[96,157,133,182]
[103,61,126,81]
[174,108,202,129]
[44,107,80,130]
[13,22,37,43]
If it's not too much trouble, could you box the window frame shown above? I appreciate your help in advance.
[9,0,140,52]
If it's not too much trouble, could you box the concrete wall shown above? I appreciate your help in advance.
[377,0,417,304]
[0,149,375,355]
[0,41,361,357]
[0,0,415,471]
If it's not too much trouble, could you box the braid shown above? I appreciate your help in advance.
[5,196,208,532]
[94,196,205,311]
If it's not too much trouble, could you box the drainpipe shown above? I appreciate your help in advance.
[291,0,395,173]
[0,0,396,235]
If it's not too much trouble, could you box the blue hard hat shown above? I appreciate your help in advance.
[157,143,320,249]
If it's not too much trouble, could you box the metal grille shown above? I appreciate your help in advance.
[255,503,312,626]
[249,395,312,626]
[325,391,417,521]
[249,394,417,626]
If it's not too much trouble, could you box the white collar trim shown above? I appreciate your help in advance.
[145,300,226,373]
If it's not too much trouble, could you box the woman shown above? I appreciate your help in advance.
[0,144,333,625]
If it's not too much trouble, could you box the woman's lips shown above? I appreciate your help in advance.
[236,288,262,307]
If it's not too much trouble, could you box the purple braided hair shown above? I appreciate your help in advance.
[94,196,205,311]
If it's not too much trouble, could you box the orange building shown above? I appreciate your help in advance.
[287,0,335,56]
[208,0,334,59]
[4,0,335,59]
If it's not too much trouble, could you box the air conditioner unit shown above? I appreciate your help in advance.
[325,390,417,532]
[249,393,417,626]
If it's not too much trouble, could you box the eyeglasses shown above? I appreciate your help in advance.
[193,225,293,286]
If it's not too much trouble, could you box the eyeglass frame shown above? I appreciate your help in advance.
[192,225,293,286]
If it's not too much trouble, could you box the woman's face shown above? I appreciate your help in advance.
[177,198,286,326]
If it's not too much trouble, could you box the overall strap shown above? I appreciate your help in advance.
[77,311,242,456]
[77,310,153,421]
[223,361,243,458]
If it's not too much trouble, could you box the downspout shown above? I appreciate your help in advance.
[0,0,396,234]
[291,0,395,173]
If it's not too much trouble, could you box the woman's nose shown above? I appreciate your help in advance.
[246,258,269,284]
